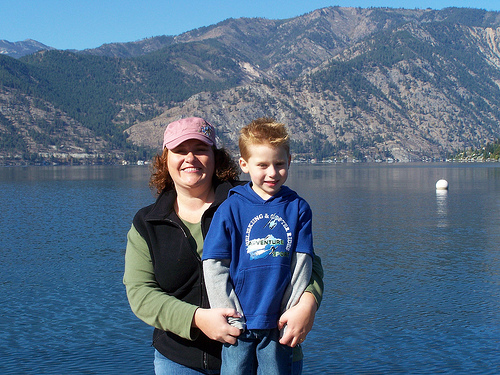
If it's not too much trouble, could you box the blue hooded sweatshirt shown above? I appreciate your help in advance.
[202,182,314,329]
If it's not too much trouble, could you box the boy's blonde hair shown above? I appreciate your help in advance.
[239,117,290,160]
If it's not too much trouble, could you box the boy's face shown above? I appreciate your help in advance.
[239,143,291,200]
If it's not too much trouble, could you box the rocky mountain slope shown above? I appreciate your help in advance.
[2,7,500,164]
[0,39,55,58]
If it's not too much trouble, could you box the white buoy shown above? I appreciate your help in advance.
[436,179,449,190]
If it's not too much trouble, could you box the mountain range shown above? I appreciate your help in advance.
[2,6,500,164]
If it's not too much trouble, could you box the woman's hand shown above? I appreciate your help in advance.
[278,292,317,347]
[193,308,242,344]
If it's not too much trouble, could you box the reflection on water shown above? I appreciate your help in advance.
[0,164,499,374]
[436,189,448,228]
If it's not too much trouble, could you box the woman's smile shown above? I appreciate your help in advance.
[182,166,201,172]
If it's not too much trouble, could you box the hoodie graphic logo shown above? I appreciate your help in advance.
[245,213,292,260]
[265,217,278,230]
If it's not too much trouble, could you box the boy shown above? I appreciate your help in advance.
[202,117,314,374]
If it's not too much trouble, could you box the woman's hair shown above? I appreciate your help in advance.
[239,117,290,160]
[149,146,239,194]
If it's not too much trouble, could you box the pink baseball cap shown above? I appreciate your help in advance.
[162,117,216,149]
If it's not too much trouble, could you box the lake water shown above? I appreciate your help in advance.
[0,163,499,374]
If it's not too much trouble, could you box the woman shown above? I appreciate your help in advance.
[124,117,323,374]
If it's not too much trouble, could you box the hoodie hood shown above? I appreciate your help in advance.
[229,182,296,204]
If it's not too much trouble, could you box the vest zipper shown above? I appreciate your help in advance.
[165,217,204,262]
[203,351,209,369]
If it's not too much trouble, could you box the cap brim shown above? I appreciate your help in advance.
[164,134,214,149]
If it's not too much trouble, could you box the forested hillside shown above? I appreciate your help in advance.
[1,6,500,165]
[453,138,500,161]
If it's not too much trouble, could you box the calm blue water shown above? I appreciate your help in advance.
[1,164,499,374]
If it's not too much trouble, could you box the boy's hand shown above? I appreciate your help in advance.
[278,292,317,347]
[193,308,242,344]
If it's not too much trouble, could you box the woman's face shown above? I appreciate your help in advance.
[167,139,215,192]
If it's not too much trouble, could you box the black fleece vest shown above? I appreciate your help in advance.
[132,181,239,370]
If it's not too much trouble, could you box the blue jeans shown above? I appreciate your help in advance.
[154,350,220,375]
[221,328,298,375]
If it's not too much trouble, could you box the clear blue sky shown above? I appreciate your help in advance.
[3,0,500,50]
